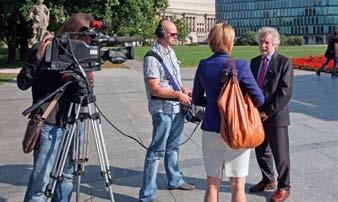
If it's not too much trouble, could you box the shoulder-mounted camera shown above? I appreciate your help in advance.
[44,20,136,72]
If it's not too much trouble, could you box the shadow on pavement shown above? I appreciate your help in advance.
[290,74,338,121]
[0,163,279,202]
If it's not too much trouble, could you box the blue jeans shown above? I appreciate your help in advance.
[24,124,74,202]
[139,112,185,202]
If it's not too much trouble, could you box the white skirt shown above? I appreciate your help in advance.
[202,130,251,178]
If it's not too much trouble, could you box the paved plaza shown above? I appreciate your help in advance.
[0,60,338,202]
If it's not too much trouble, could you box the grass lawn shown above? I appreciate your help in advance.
[135,45,327,67]
[0,73,16,85]
[0,45,327,70]
[0,48,23,68]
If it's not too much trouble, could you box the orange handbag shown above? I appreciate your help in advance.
[217,60,264,149]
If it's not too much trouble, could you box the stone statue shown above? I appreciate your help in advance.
[30,0,50,45]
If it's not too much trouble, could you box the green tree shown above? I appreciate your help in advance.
[109,0,167,37]
[293,36,304,46]
[173,18,189,44]
[280,34,288,46]
[0,0,30,63]
[0,0,66,63]
[236,31,257,46]
[286,36,304,45]
[286,36,295,45]
[44,0,119,31]
[0,0,168,64]
[0,40,5,47]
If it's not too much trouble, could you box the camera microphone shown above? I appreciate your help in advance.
[112,36,138,43]
[96,36,138,45]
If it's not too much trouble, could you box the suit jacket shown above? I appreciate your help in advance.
[250,52,294,127]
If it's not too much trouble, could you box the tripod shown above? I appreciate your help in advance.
[44,91,115,202]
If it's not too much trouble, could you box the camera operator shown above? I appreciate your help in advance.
[17,13,94,202]
[139,19,195,202]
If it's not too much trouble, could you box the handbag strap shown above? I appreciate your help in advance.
[221,59,237,85]
[41,91,64,120]
[231,59,238,83]
[145,50,181,91]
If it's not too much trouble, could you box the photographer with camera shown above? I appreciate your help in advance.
[17,13,94,202]
[139,19,195,202]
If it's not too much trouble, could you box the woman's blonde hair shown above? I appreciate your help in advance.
[208,22,235,54]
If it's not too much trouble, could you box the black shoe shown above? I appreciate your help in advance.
[316,69,321,76]
[249,181,277,193]
[168,182,195,190]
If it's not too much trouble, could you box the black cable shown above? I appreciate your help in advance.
[94,103,201,152]
[66,35,94,95]
[55,35,201,152]
[55,38,73,58]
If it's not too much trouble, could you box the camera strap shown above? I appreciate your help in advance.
[144,50,181,92]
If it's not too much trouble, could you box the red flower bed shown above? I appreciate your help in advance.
[291,55,334,72]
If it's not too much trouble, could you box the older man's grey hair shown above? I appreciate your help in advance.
[256,27,280,49]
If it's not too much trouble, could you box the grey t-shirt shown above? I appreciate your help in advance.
[143,43,182,115]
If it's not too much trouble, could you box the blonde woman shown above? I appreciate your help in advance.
[192,23,265,202]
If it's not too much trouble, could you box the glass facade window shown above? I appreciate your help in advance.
[216,0,338,44]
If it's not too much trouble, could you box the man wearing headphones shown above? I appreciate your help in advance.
[139,19,195,202]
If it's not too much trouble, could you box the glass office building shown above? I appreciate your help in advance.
[216,0,338,44]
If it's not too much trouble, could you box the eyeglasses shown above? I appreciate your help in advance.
[168,32,177,37]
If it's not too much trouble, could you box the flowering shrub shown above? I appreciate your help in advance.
[291,55,334,72]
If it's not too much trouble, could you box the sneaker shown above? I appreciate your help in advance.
[168,182,195,190]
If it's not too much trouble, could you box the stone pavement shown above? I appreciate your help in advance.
[0,60,338,202]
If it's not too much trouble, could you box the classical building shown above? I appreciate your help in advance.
[162,0,216,43]
[216,0,338,44]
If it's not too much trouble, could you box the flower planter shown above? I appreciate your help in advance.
[291,55,334,72]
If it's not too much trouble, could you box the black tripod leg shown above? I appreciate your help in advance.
[88,103,115,202]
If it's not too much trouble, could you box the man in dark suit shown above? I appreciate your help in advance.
[249,27,294,202]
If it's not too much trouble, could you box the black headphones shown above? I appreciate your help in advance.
[155,19,166,38]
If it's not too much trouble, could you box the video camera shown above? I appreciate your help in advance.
[44,20,136,72]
